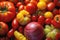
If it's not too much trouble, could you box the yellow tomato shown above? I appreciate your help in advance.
[37,1,46,10]
[44,11,53,18]
[14,31,27,40]
[16,10,31,25]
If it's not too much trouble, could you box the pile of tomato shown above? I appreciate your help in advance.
[0,0,60,40]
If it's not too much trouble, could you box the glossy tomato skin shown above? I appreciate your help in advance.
[45,18,52,24]
[38,15,45,25]
[0,1,16,22]
[24,0,30,5]
[7,29,15,38]
[0,22,8,36]
[12,18,19,30]
[31,15,37,22]
[16,2,22,8]
[18,5,24,11]
[25,3,37,14]
[47,2,55,11]
[51,20,60,29]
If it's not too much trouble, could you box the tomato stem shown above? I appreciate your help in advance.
[0,26,1,29]
[56,17,59,21]
[0,6,8,13]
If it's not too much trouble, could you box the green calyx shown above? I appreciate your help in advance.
[0,25,2,30]
[0,6,8,13]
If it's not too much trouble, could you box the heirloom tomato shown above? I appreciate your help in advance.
[0,1,16,22]
[0,22,8,36]
[52,15,60,29]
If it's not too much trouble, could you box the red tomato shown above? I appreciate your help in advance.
[24,0,31,5]
[16,2,22,8]
[0,22,8,36]
[51,20,60,29]
[0,1,16,22]
[54,15,60,23]
[30,0,37,6]
[53,9,59,16]
[45,37,52,40]
[25,3,37,14]
[45,18,52,24]
[47,2,55,11]
[57,1,60,7]
[18,5,24,11]
[55,32,60,40]
[38,15,45,25]
[18,26,23,33]
[7,29,15,38]
[12,18,19,30]
[51,15,60,29]
[53,0,58,5]
[31,15,37,21]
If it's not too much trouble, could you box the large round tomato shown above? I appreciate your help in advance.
[0,1,16,22]
[0,22,8,36]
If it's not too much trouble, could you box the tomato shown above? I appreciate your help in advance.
[54,15,60,23]
[53,0,58,5]
[38,15,45,25]
[37,1,46,10]
[47,2,55,11]
[30,0,37,6]
[24,0,38,5]
[45,37,52,40]
[18,5,24,11]
[51,20,60,29]
[25,3,37,14]
[7,0,18,4]
[57,1,60,7]
[0,1,16,22]
[45,18,52,24]
[16,10,31,25]
[12,18,19,30]
[0,22,8,36]
[44,11,53,18]
[31,15,37,21]
[16,2,22,8]
[24,0,31,5]
[7,29,15,38]
[53,9,59,16]
[18,26,23,33]
[55,32,60,40]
